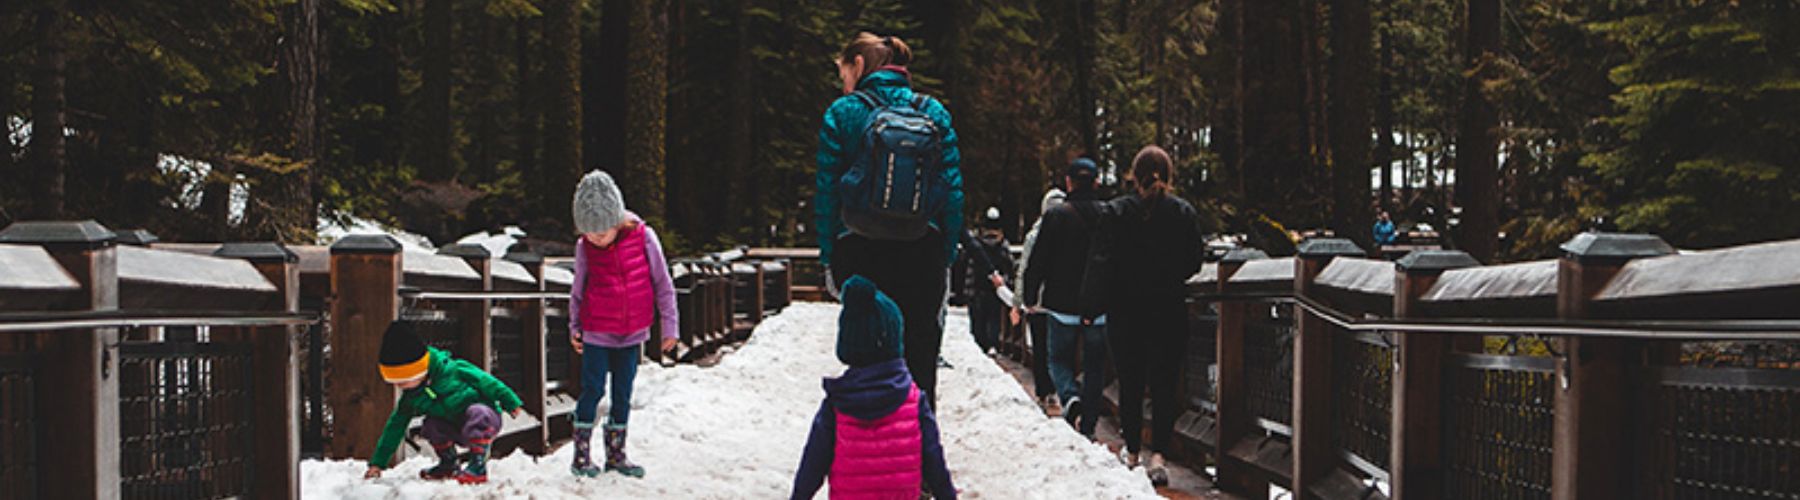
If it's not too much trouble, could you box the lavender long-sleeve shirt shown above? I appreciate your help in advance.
[569,218,680,348]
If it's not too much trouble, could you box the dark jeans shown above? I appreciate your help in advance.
[1028,313,1054,398]
[1048,319,1107,435]
[970,294,1002,352]
[1110,305,1189,454]
[831,231,948,408]
[421,404,501,447]
[576,342,640,426]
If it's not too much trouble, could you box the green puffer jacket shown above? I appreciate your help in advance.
[369,347,523,468]
[814,68,964,267]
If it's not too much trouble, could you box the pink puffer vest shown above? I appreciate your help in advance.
[578,224,655,335]
[828,385,923,499]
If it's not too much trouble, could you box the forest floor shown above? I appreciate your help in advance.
[301,303,1163,499]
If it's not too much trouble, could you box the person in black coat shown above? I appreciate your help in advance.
[1022,158,1111,437]
[961,207,1014,354]
[1101,146,1203,486]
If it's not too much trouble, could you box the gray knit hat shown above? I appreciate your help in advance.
[573,170,627,234]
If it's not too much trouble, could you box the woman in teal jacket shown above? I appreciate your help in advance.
[814,32,963,407]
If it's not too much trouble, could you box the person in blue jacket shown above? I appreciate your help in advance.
[815,32,963,408]
[1372,210,1398,246]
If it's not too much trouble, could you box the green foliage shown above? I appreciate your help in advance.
[1585,1,1800,248]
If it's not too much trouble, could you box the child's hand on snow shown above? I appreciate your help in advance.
[363,465,382,479]
[510,407,529,419]
[661,337,678,355]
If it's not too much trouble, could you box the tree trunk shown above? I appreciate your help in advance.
[1456,0,1501,262]
[1240,0,1310,225]
[422,0,454,181]
[1375,19,1396,215]
[515,16,541,217]
[258,0,321,243]
[1210,0,1244,202]
[1074,0,1099,155]
[721,0,755,239]
[1329,0,1374,248]
[28,6,67,219]
[542,0,583,227]
[623,0,667,224]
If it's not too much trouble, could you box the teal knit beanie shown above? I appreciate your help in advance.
[837,275,904,366]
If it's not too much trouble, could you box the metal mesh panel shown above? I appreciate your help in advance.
[0,354,37,500]
[300,296,331,457]
[1644,342,1800,500]
[1443,354,1555,500]
[1244,302,1295,431]
[119,341,256,499]
[1185,303,1219,413]
[546,315,573,391]
[490,310,525,392]
[1333,330,1393,475]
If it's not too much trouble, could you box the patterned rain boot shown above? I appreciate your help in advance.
[418,443,460,480]
[603,423,646,478]
[570,422,602,477]
[454,438,492,484]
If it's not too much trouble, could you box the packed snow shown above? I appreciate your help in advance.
[302,302,1163,499]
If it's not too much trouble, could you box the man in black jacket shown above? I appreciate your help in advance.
[1021,158,1109,437]
[961,207,1014,354]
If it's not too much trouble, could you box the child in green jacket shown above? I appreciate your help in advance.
[362,321,526,484]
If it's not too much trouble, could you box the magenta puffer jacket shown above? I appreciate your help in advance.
[577,223,655,336]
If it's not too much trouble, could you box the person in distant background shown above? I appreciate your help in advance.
[1372,210,1398,246]
[962,207,1013,355]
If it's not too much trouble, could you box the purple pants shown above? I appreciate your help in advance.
[421,404,501,447]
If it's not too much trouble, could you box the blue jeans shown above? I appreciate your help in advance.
[1048,320,1107,435]
[575,343,640,426]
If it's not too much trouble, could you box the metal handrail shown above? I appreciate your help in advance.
[0,310,317,332]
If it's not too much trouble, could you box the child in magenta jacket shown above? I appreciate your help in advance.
[569,169,679,478]
[792,275,956,499]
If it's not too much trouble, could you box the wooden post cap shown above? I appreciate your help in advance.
[1395,250,1480,274]
[1297,237,1366,259]
[438,243,492,259]
[503,251,544,265]
[215,242,299,264]
[0,220,117,249]
[1559,232,1675,262]
[329,235,403,255]
[114,229,161,246]
[1221,248,1271,264]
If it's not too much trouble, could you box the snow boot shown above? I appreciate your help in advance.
[1146,452,1170,487]
[1117,447,1139,469]
[603,423,645,478]
[1062,396,1083,429]
[419,443,460,480]
[455,438,492,484]
[570,422,602,477]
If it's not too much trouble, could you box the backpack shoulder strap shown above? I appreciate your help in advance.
[851,90,881,109]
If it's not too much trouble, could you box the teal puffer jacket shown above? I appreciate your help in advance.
[813,68,964,267]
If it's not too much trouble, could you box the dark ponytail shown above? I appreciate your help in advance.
[1131,145,1175,199]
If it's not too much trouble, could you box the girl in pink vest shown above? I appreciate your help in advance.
[793,276,956,499]
[569,169,679,478]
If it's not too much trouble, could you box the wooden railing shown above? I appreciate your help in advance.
[0,221,308,499]
[1172,234,1800,500]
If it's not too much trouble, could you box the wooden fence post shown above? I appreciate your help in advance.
[505,250,551,455]
[215,242,301,499]
[1215,248,1269,498]
[441,244,494,369]
[0,221,121,499]
[1389,250,1478,500]
[327,235,403,461]
[1292,238,1365,500]
[1551,233,1673,500]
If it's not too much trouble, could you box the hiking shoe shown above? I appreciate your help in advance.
[1146,453,1170,487]
[1062,397,1083,428]
[1118,447,1140,468]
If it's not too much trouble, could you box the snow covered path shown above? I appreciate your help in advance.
[302,302,1162,499]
